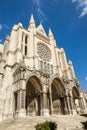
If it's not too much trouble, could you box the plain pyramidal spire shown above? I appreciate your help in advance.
[48,28,54,38]
[28,14,36,29]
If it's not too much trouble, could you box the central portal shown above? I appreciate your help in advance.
[26,76,41,116]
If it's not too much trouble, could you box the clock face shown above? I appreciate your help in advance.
[37,43,51,61]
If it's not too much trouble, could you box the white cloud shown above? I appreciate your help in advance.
[0,24,9,31]
[3,24,9,29]
[72,0,87,17]
[32,0,47,23]
[85,76,87,81]
[79,6,87,17]
[0,39,2,43]
[0,24,3,31]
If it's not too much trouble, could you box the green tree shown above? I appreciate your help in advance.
[35,121,57,130]
[81,121,87,129]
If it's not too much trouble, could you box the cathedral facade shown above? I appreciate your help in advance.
[0,15,87,121]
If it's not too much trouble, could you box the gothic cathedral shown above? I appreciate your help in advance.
[0,15,87,121]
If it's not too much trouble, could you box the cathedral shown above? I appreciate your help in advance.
[0,15,87,121]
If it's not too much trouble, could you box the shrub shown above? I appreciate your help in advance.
[49,121,57,130]
[35,121,57,130]
[81,121,87,129]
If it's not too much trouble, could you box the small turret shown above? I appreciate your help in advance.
[48,28,54,39]
[68,60,76,79]
[48,28,56,45]
[28,14,36,29]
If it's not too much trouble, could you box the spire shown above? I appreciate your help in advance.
[37,23,44,31]
[28,14,36,29]
[48,28,54,38]
[37,23,46,36]
[30,14,35,24]
[48,28,56,45]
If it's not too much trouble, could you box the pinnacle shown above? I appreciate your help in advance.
[28,14,36,28]
[30,14,35,24]
[48,28,54,37]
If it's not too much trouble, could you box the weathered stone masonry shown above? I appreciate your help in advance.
[0,15,87,121]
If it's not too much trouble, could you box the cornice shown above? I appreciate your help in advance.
[7,48,22,55]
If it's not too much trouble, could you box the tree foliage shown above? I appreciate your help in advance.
[81,121,87,129]
[35,121,57,130]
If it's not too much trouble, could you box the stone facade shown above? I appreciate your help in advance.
[0,15,87,121]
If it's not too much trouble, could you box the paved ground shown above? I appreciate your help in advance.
[0,115,86,130]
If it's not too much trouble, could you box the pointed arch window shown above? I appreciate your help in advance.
[40,60,43,70]
[44,62,46,68]
[25,35,28,44]
[24,35,28,55]
[25,45,27,55]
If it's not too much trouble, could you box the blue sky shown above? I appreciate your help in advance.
[0,0,87,91]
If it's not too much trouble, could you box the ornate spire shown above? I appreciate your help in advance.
[48,28,54,38]
[37,23,46,36]
[37,23,43,31]
[28,14,36,29]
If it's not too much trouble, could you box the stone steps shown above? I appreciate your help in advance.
[0,115,86,130]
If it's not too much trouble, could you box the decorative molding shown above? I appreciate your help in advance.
[7,48,22,56]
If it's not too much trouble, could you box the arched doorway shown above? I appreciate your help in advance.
[51,78,66,115]
[26,76,42,116]
[72,87,80,113]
